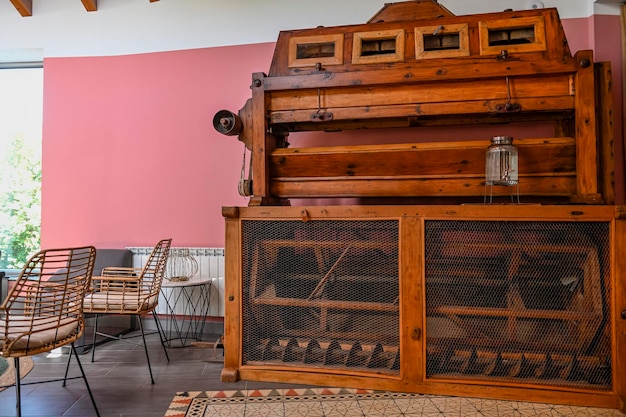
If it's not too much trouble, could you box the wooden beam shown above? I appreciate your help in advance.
[9,0,32,17]
[81,0,97,12]
[150,0,159,2]
[622,4,626,197]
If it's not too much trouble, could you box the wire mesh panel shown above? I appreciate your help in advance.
[424,220,612,390]
[241,220,400,374]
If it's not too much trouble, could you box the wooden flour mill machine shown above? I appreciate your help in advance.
[213,0,626,411]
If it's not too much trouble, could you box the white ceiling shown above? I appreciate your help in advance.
[0,0,611,60]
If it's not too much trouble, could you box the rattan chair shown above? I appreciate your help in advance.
[81,239,171,384]
[0,246,99,417]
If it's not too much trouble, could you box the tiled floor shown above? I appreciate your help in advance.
[1,331,625,417]
[0,331,268,417]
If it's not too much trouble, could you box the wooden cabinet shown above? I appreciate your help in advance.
[222,204,626,411]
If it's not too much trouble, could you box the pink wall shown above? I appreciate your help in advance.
[41,16,624,250]
[42,43,275,249]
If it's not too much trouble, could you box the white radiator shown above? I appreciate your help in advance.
[127,247,225,317]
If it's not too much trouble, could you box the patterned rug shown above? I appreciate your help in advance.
[165,387,626,417]
[0,357,35,392]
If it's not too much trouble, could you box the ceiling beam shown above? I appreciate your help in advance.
[11,0,157,16]
[9,0,32,16]
[81,0,97,12]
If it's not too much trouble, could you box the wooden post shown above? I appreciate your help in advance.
[249,73,269,206]
[615,208,626,413]
[596,62,615,205]
[573,50,601,203]
[220,207,241,382]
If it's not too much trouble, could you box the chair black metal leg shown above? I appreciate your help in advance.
[14,357,21,417]
[63,345,73,386]
[91,314,100,362]
[152,310,170,362]
[137,317,155,384]
[71,343,101,417]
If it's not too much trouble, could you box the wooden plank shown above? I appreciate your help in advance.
[573,50,600,202]
[9,0,32,16]
[615,217,626,413]
[270,97,575,125]
[263,58,579,91]
[233,203,617,221]
[259,240,396,249]
[401,216,424,382]
[272,137,575,154]
[250,296,399,312]
[81,0,97,12]
[269,176,576,199]
[269,139,575,178]
[429,305,600,321]
[279,112,572,132]
[268,75,574,112]
[220,207,241,383]
[250,73,271,205]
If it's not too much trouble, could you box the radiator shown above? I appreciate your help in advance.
[127,246,225,317]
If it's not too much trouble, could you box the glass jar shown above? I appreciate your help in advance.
[485,136,518,186]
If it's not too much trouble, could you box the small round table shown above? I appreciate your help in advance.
[159,276,213,347]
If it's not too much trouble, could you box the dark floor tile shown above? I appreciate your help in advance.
[0,331,228,417]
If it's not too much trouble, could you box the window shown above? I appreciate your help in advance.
[288,34,344,68]
[0,65,43,269]
[352,29,405,65]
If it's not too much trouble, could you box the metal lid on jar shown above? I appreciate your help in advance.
[491,136,513,145]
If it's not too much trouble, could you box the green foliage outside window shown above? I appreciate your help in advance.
[0,133,41,269]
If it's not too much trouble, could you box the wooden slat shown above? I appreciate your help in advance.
[250,296,399,312]
[270,98,575,125]
[268,75,574,112]
[234,202,617,221]
[429,306,599,321]
[270,139,576,178]
[269,176,576,199]
[263,59,579,91]
[81,0,97,12]
[10,0,32,16]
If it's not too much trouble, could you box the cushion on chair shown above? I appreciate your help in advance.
[0,316,79,351]
[84,292,159,313]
